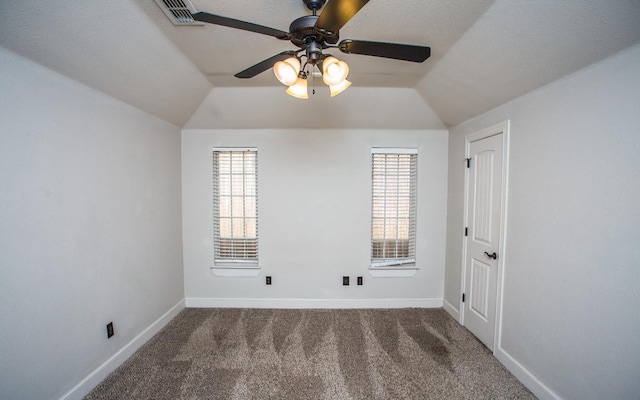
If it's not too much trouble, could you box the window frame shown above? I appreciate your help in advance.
[212,147,258,268]
[370,148,418,269]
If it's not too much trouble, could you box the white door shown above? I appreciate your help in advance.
[463,132,504,350]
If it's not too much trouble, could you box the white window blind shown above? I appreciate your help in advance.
[213,148,258,265]
[371,149,417,267]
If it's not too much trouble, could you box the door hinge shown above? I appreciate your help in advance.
[465,227,468,237]
[466,158,471,168]
[462,293,466,303]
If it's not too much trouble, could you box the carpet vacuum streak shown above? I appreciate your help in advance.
[85,308,535,399]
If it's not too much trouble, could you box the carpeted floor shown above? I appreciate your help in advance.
[85,308,535,399]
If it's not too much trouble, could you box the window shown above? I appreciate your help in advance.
[213,148,258,265]
[371,148,417,267]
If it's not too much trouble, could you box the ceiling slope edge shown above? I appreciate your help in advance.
[0,1,213,127]
[415,0,640,128]
[184,86,445,130]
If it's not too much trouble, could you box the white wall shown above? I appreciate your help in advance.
[444,43,640,399]
[0,48,185,399]
[182,129,448,307]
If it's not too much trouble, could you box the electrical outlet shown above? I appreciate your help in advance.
[266,276,272,285]
[106,322,114,338]
[357,276,363,285]
[343,276,349,286]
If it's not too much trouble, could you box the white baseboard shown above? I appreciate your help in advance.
[59,299,185,400]
[185,297,443,309]
[495,346,562,400]
[442,298,460,322]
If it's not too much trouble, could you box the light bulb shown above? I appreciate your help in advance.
[285,76,308,99]
[329,79,351,97]
[274,57,301,86]
[322,56,349,86]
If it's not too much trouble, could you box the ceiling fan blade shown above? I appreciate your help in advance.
[315,0,370,33]
[235,51,298,79]
[192,12,290,40]
[339,39,431,62]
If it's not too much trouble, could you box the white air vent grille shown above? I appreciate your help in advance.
[154,0,203,25]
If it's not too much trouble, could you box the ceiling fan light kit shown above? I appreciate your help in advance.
[192,0,431,99]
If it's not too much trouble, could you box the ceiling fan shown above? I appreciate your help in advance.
[193,0,431,98]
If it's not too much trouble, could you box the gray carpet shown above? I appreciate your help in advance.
[85,308,535,399]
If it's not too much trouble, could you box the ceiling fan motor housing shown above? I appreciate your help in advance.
[289,15,339,54]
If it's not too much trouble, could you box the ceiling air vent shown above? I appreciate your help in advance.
[154,0,203,25]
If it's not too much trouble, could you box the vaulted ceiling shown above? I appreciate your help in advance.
[1,0,639,128]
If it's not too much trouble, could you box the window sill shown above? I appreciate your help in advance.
[211,266,260,277]
[368,267,418,278]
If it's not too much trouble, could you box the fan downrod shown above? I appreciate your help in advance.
[303,0,326,12]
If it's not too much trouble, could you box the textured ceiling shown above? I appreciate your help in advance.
[417,0,640,126]
[0,0,212,127]
[139,0,495,88]
[1,0,639,128]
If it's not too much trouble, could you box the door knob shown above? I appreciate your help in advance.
[484,251,497,260]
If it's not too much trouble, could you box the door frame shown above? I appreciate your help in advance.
[460,120,510,353]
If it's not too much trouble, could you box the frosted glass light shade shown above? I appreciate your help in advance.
[274,57,301,86]
[322,56,349,86]
[329,79,351,97]
[285,77,308,99]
